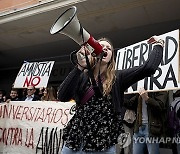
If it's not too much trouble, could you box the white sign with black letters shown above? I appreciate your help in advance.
[115,29,179,93]
[14,61,55,88]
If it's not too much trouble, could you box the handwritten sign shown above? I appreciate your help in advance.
[14,61,55,88]
[115,29,180,93]
[0,101,76,154]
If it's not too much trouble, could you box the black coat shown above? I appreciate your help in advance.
[21,95,40,101]
[58,45,163,113]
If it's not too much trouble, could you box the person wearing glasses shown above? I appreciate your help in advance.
[21,85,40,101]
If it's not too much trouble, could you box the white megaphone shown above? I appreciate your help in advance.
[50,6,103,57]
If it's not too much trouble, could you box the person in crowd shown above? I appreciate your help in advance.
[22,88,27,98]
[6,88,20,102]
[58,36,164,153]
[124,87,168,154]
[38,87,45,98]
[0,89,6,103]
[170,90,180,154]
[21,85,40,101]
[116,93,137,154]
[172,90,180,119]
[41,86,57,101]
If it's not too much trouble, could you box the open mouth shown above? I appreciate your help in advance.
[103,52,107,58]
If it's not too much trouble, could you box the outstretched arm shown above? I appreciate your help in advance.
[119,44,163,91]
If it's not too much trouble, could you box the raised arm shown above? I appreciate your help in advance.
[57,45,91,102]
[119,44,163,91]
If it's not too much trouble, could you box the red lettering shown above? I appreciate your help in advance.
[0,127,22,146]
[12,105,19,119]
[53,109,63,123]
[25,128,34,149]
[23,76,32,87]
[29,107,35,120]
[0,106,2,118]
[36,108,45,122]
[31,76,40,87]
[16,106,23,120]
[0,128,3,142]
[3,128,8,145]
[43,107,52,123]
[23,76,41,87]
[50,109,57,123]
[3,105,9,118]
[34,108,42,121]
[62,109,69,125]
[20,107,30,120]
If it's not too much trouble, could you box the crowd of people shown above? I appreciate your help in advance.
[0,85,58,103]
[0,86,179,154]
[0,36,180,154]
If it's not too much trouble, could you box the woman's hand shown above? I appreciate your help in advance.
[76,46,91,71]
[6,99,11,103]
[147,36,164,47]
[138,87,149,101]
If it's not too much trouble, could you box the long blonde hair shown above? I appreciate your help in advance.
[97,38,116,95]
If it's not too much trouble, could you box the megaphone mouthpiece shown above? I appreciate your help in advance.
[84,36,103,56]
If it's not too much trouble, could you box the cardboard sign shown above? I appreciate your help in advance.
[14,61,55,88]
[0,101,76,154]
[115,29,180,93]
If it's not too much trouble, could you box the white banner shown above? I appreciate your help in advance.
[115,29,180,93]
[14,61,55,88]
[0,101,76,154]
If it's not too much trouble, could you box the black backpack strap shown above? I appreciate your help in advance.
[174,100,180,112]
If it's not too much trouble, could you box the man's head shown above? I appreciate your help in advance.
[10,89,18,99]
[27,86,36,96]
[0,89,5,99]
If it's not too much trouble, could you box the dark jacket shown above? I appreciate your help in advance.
[21,95,40,101]
[124,91,168,137]
[6,96,20,101]
[58,45,163,114]
[177,107,180,119]
[0,99,4,103]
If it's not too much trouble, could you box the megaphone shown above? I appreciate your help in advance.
[50,6,103,57]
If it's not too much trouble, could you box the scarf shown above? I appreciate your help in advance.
[137,95,142,126]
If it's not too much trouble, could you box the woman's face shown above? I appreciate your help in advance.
[99,40,113,64]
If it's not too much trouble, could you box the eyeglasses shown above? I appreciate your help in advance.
[27,89,33,91]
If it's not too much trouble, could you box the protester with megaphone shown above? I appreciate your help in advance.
[57,35,164,153]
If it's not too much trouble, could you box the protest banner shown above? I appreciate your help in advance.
[14,61,55,88]
[0,101,76,154]
[115,29,180,93]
